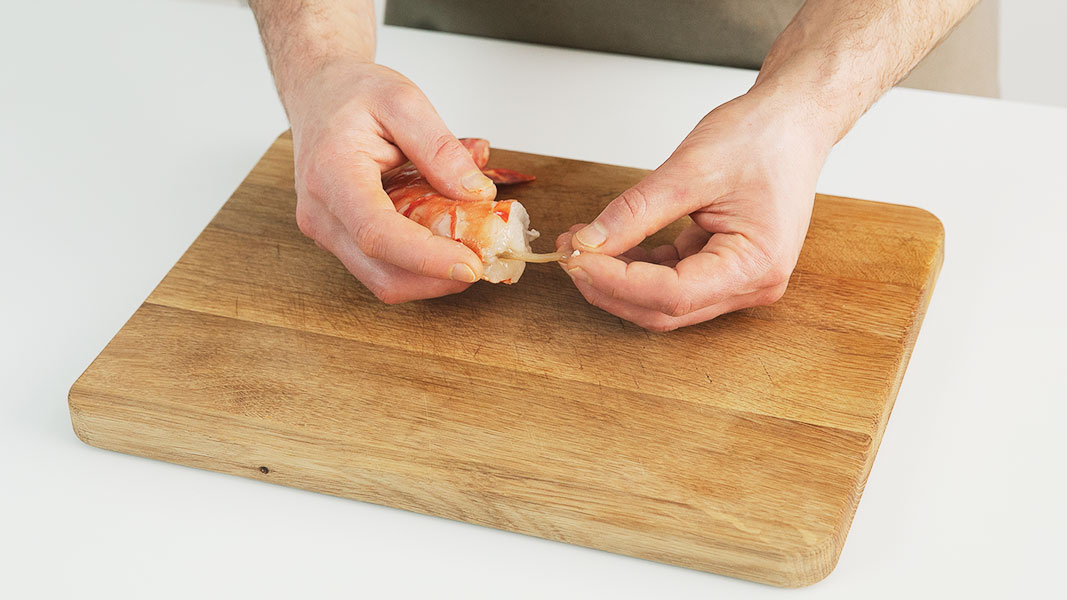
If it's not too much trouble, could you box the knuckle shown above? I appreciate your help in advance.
[748,243,794,289]
[295,204,317,240]
[379,292,408,305]
[414,253,437,278]
[297,160,328,202]
[582,291,607,310]
[370,285,408,305]
[663,293,693,318]
[759,283,789,306]
[604,282,626,302]
[296,146,353,206]
[615,186,650,222]
[385,83,427,118]
[670,154,706,178]
[642,317,678,333]
[353,218,387,259]
[427,133,465,168]
[763,262,794,287]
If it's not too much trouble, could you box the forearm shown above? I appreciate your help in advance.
[752,0,979,148]
[249,0,377,111]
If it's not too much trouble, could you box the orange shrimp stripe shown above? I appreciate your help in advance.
[382,139,532,258]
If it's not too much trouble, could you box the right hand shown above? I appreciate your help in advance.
[286,60,496,303]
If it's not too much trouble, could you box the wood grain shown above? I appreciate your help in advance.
[69,131,943,587]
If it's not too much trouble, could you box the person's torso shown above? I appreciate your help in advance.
[386,0,803,71]
[385,0,999,97]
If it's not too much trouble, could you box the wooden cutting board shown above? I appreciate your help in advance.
[69,132,943,587]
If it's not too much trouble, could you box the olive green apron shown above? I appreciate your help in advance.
[385,0,998,97]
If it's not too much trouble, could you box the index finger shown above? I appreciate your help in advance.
[323,154,485,282]
[381,88,497,202]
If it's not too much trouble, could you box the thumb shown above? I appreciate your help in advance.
[572,169,695,256]
[385,98,496,202]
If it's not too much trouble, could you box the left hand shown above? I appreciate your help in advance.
[557,92,835,331]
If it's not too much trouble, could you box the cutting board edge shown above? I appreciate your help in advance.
[67,381,848,588]
[810,226,945,585]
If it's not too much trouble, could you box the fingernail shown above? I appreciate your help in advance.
[574,222,608,249]
[567,266,591,284]
[461,171,493,193]
[450,263,478,283]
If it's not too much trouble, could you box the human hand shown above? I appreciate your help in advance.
[287,60,498,303]
[558,92,835,331]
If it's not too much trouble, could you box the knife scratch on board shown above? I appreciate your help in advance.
[758,357,776,387]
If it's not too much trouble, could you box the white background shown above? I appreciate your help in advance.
[2,1,1066,598]
[1000,0,1067,106]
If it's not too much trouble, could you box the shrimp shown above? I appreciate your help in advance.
[382,138,563,284]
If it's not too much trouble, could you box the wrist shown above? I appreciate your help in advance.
[277,53,372,124]
[730,83,839,162]
[750,46,886,151]
[253,1,376,116]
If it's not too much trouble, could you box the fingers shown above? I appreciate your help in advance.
[382,88,497,202]
[313,155,484,282]
[559,227,789,326]
[672,223,713,259]
[349,209,485,282]
[565,241,752,317]
[562,222,706,266]
[556,228,782,330]
[571,168,699,256]
[570,275,781,332]
[299,194,474,303]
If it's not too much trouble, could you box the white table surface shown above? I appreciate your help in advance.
[2,1,1065,597]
